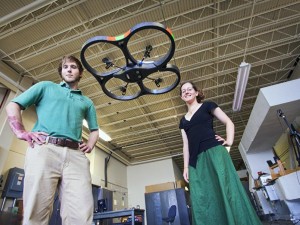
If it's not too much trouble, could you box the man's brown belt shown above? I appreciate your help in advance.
[46,136,79,149]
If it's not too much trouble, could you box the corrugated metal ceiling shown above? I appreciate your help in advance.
[1,0,300,170]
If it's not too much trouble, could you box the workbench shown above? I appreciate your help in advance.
[93,208,145,225]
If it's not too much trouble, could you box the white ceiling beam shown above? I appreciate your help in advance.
[0,0,55,27]
[0,0,87,39]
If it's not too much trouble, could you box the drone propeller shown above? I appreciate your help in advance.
[102,57,123,70]
[120,83,129,95]
[147,77,163,87]
[138,45,153,66]
[102,57,114,69]
[154,78,162,87]
[144,45,153,58]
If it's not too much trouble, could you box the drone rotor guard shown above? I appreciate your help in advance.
[80,22,180,101]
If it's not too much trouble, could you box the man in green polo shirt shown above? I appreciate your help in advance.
[6,55,99,225]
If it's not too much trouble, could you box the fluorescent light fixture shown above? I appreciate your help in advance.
[83,120,112,142]
[232,62,251,112]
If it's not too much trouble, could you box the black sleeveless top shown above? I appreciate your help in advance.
[179,101,222,168]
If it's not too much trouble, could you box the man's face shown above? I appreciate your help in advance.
[61,60,82,83]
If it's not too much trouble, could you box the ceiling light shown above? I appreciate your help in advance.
[232,62,251,112]
[83,120,112,142]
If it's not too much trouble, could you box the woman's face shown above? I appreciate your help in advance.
[181,82,198,103]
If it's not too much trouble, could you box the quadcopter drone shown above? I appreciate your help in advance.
[80,22,180,101]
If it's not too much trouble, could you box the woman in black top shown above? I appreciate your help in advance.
[179,81,262,225]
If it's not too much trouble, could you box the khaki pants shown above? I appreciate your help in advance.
[22,143,93,225]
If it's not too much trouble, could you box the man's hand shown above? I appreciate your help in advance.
[79,141,93,153]
[80,129,99,153]
[18,131,48,148]
[7,113,48,148]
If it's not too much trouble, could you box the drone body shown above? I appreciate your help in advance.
[81,22,180,101]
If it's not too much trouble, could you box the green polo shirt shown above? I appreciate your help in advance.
[12,81,99,142]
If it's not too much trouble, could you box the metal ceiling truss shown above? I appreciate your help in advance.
[1,0,300,170]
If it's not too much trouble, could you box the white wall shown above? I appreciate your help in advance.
[239,79,300,180]
[172,159,183,181]
[87,148,128,210]
[0,90,17,175]
[237,169,248,178]
[2,105,37,171]
[240,143,274,179]
[127,158,176,210]
[0,102,37,211]
[87,148,127,188]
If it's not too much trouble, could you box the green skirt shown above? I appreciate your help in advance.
[189,145,262,225]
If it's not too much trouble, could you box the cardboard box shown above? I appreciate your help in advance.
[145,180,187,193]
[145,182,175,193]
[175,180,186,188]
